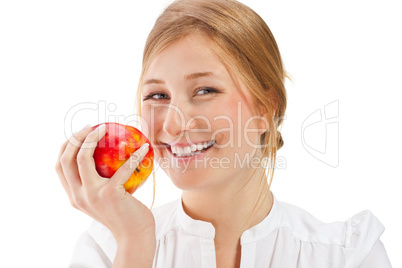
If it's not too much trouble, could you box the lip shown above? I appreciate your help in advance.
[166,142,214,163]
[164,140,214,147]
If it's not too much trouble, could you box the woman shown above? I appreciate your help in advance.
[56,0,391,267]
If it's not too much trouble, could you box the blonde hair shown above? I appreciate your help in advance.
[137,0,288,230]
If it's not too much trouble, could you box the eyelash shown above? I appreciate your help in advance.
[142,87,220,101]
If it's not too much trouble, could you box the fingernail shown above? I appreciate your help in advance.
[74,124,91,135]
[138,143,149,153]
[82,124,91,130]
[97,124,107,134]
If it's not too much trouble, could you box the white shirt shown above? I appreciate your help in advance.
[70,195,391,267]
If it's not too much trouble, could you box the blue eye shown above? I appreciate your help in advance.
[143,93,169,101]
[196,87,219,95]
[143,87,220,101]
[152,93,168,99]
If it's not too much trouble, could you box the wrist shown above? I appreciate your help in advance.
[116,232,156,247]
[113,235,156,268]
[113,225,156,244]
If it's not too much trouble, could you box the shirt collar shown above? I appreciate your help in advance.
[240,193,281,244]
[177,193,281,243]
[177,198,216,239]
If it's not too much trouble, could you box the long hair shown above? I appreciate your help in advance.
[137,0,288,230]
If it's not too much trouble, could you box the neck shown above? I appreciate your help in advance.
[181,168,273,242]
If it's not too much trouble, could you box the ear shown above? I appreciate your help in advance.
[257,112,269,136]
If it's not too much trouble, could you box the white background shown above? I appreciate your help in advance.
[0,0,401,267]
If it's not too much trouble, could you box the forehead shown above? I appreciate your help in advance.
[144,34,228,80]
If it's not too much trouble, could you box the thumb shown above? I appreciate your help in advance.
[110,143,150,186]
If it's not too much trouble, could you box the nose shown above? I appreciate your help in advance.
[162,102,190,138]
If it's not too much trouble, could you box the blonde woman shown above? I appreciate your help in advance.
[56,0,391,267]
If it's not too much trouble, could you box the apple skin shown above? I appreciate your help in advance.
[92,122,154,194]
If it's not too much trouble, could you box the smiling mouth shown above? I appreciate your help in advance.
[167,140,216,158]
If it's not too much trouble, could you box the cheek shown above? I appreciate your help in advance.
[206,98,243,146]
[140,110,151,138]
[241,112,264,149]
[225,101,262,149]
[140,106,162,143]
[141,106,166,159]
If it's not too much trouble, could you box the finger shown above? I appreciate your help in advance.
[77,124,107,186]
[55,140,72,197]
[60,124,93,191]
[110,143,150,186]
[56,139,69,162]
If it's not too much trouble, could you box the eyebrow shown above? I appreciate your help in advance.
[144,72,214,85]
[185,72,213,80]
[143,78,164,85]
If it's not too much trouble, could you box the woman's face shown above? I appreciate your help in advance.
[140,34,267,192]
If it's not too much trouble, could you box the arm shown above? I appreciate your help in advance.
[113,235,156,268]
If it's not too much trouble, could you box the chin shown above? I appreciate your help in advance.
[167,170,213,192]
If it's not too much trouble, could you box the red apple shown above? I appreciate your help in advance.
[92,122,154,194]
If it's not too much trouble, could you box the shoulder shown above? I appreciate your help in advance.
[82,199,181,264]
[344,210,386,267]
[277,201,346,245]
[70,228,113,267]
[76,220,117,264]
[276,200,386,267]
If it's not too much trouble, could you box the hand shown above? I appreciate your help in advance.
[55,124,156,242]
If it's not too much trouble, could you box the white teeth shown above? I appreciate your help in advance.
[183,146,191,154]
[177,147,184,155]
[171,140,216,157]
